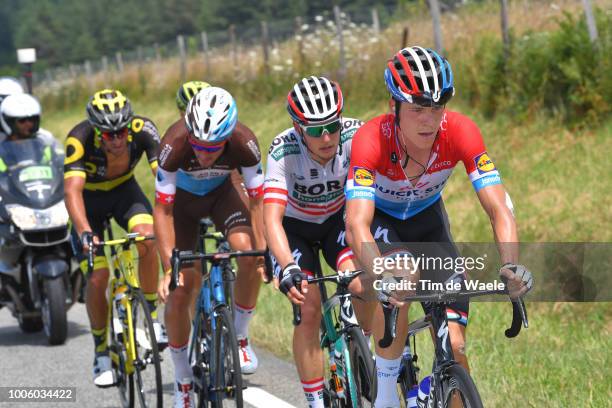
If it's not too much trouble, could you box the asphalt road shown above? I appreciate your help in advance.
[0,303,309,408]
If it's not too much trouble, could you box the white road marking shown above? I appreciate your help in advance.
[243,387,297,408]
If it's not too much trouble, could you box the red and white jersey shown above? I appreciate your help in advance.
[346,111,502,220]
[264,118,362,223]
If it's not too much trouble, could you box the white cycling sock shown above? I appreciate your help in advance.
[374,355,401,408]
[169,341,192,383]
[233,301,255,339]
[301,377,325,408]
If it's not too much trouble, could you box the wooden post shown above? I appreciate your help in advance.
[229,24,237,69]
[500,0,510,59]
[177,35,187,82]
[334,5,346,80]
[261,21,270,75]
[401,27,409,49]
[69,64,77,80]
[582,0,599,43]
[428,0,444,53]
[84,60,94,90]
[201,32,210,77]
[295,16,305,69]
[154,43,161,63]
[371,8,380,36]
[137,46,144,67]
[101,56,109,86]
[115,52,124,73]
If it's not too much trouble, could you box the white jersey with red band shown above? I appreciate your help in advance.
[264,118,362,223]
[346,111,502,220]
[154,120,264,204]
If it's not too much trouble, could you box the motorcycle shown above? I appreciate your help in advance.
[0,137,77,345]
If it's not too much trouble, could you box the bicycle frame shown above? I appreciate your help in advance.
[88,221,153,376]
[300,249,366,406]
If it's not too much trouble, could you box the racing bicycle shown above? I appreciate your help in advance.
[87,217,163,408]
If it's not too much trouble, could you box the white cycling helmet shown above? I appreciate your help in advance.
[0,77,24,106]
[0,93,41,136]
[184,87,237,144]
[287,76,343,125]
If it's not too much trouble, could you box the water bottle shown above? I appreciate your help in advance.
[114,284,128,324]
[416,375,431,408]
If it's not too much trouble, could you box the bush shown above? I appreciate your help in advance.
[456,8,610,126]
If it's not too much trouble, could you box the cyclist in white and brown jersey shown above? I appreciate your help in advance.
[155,87,267,407]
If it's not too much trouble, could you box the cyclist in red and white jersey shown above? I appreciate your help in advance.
[345,47,533,407]
[264,76,373,407]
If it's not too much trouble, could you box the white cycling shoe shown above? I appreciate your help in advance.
[153,321,168,350]
[93,355,117,388]
[173,378,195,408]
[237,336,258,375]
[135,321,168,351]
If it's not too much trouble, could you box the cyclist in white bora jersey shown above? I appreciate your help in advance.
[264,76,375,408]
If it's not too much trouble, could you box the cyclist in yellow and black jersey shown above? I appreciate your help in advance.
[63,89,166,388]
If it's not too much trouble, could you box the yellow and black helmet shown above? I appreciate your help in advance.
[176,80,210,111]
[86,89,133,132]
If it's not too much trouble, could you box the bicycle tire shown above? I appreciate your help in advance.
[110,300,135,408]
[345,326,375,408]
[211,306,243,408]
[131,290,163,408]
[440,364,483,408]
[194,309,213,408]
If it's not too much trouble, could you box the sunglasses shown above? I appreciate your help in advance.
[99,127,128,141]
[189,140,226,153]
[301,120,342,138]
[16,116,39,124]
[411,88,454,108]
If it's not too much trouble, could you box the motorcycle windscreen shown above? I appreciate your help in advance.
[0,138,64,208]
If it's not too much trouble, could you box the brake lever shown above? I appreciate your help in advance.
[292,274,302,326]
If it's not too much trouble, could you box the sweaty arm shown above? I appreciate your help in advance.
[64,174,91,236]
[63,133,91,236]
[242,162,266,251]
[154,167,177,272]
[455,114,519,265]
[477,185,518,265]
[262,150,295,272]
[345,197,379,278]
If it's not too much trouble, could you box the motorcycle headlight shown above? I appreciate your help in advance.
[6,202,69,231]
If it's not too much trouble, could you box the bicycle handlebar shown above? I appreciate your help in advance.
[85,233,155,274]
[168,248,267,292]
[378,287,529,348]
[291,270,363,327]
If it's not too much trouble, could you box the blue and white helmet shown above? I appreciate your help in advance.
[184,87,237,144]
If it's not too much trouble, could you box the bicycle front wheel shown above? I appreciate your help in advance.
[440,364,483,408]
[211,305,243,408]
[109,301,134,408]
[346,326,375,408]
[131,290,163,408]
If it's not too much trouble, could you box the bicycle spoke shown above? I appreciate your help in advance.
[131,291,163,408]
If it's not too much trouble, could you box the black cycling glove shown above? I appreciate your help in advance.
[279,263,307,296]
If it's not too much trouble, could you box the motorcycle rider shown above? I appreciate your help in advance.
[0,77,25,143]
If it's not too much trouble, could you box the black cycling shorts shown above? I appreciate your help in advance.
[70,177,153,264]
[370,198,469,326]
[271,210,354,279]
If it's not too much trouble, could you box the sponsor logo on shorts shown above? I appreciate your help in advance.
[474,152,496,174]
[353,167,374,187]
